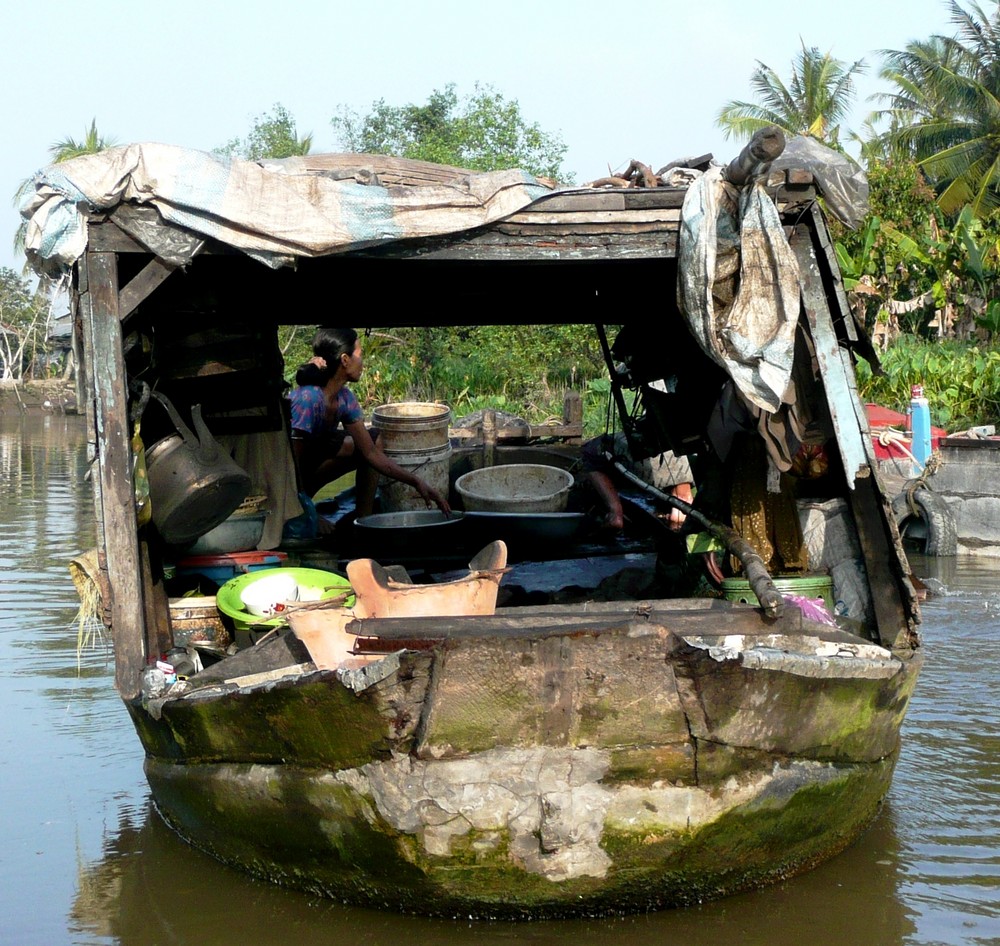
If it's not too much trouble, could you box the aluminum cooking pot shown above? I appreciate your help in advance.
[146,392,251,545]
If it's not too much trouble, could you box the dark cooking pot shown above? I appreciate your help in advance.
[146,392,251,545]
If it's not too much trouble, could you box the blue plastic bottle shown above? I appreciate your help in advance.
[909,384,932,472]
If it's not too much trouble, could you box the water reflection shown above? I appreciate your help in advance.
[3,414,999,945]
[71,796,915,946]
[889,554,1000,945]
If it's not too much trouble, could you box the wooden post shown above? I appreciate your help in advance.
[140,539,173,659]
[70,289,85,411]
[75,262,105,579]
[78,251,147,698]
[789,212,915,649]
[483,409,497,468]
[563,390,583,444]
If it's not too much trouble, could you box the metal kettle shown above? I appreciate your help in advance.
[145,391,251,545]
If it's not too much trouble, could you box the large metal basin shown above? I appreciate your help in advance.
[353,510,468,557]
[466,511,590,547]
[455,464,573,513]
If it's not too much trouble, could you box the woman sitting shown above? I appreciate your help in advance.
[289,327,450,519]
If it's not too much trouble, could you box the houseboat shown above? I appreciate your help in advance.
[22,131,922,918]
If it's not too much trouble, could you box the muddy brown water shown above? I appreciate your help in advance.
[1,413,997,946]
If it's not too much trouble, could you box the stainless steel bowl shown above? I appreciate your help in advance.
[355,510,462,530]
[353,510,468,557]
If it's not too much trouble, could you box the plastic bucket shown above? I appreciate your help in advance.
[379,443,453,513]
[721,575,834,611]
[372,402,453,513]
[372,402,451,452]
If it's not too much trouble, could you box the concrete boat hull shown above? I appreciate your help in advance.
[144,747,898,917]
[130,612,921,917]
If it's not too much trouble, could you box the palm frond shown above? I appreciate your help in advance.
[717,41,864,144]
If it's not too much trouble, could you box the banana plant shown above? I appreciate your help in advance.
[835,214,881,290]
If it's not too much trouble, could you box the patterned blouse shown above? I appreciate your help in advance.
[289,386,363,438]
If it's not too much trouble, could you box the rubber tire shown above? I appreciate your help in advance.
[892,488,958,556]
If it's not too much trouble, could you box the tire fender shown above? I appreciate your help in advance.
[891,488,958,556]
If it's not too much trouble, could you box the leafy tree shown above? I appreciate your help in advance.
[869,36,963,162]
[217,104,313,160]
[331,83,569,180]
[0,267,48,381]
[833,156,1000,343]
[875,1,1000,216]
[328,85,574,398]
[717,42,866,146]
[834,157,940,308]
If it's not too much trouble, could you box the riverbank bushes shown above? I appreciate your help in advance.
[281,324,617,437]
[281,326,1000,439]
[856,338,1000,430]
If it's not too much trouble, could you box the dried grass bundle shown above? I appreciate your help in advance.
[69,549,108,669]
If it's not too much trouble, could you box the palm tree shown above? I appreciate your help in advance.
[877,1,1000,216]
[874,38,962,127]
[717,42,866,146]
[14,119,118,255]
[47,118,119,163]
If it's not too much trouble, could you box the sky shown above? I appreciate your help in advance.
[1,0,967,275]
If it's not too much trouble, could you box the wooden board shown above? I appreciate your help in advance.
[79,251,146,698]
[341,607,814,641]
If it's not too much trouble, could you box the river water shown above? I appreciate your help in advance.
[1,413,997,946]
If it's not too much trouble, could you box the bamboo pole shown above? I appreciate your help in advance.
[608,457,784,619]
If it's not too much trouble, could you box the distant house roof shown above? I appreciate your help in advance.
[48,313,72,341]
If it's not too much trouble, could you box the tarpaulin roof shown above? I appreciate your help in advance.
[19,144,553,274]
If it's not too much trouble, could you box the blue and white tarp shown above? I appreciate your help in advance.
[20,144,552,274]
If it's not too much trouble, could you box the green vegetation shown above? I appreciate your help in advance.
[717,4,1000,429]
[216,104,313,161]
[331,83,569,181]
[873,0,1000,216]
[857,336,1000,428]
[717,42,865,147]
[45,118,119,163]
[0,267,49,380]
[281,324,617,437]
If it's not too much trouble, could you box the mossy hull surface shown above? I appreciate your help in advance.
[145,750,898,919]
[132,627,919,917]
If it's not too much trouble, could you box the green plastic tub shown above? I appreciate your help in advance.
[721,575,834,611]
